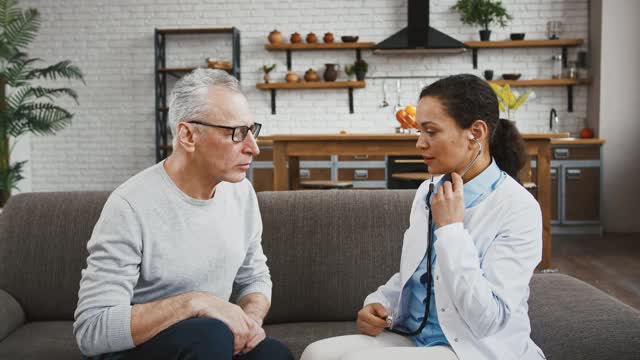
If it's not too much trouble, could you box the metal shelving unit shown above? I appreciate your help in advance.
[154,27,240,162]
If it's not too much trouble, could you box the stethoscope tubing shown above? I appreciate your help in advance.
[384,138,483,337]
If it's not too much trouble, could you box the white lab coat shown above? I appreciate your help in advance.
[364,175,546,360]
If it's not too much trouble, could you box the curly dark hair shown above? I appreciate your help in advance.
[419,74,526,179]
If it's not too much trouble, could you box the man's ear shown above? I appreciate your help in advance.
[176,122,196,152]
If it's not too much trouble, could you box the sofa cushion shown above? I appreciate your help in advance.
[0,321,80,359]
[265,321,358,359]
[258,190,415,324]
[528,273,640,360]
[0,192,110,321]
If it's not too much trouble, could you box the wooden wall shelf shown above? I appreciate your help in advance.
[260,41,373,115]
[465,38,584,69]
[465,39,584,49]
[264,42,374,70]
[488,79,584,86]
[158,65,232,78]
[265,42,375,51]
[157,27,235,35]
[256,80,365,90]
[488,78,590,112]
[256,81,365,114]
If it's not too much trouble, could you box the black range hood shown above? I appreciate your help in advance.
[374,0,466,54]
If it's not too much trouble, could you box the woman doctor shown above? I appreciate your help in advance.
[301,74,546,360]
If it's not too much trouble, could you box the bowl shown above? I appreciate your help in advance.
[510,33,526,41]
[341,35,359,43]
[502,73,522,80]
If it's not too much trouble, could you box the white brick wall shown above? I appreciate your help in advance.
[18,0,589,191]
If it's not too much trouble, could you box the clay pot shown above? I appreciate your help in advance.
[263,73,271,84]
[290,32,302,43]
[304,68,320,82]
[285,71,300,83]
[306,32,317,43]
[268,30,283,44]
[323,32,334,43]
[323,64,338,82]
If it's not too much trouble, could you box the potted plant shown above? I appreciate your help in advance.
[354,59,368,81]
[451,0,512,41]
[489,83,533,122]
[0,0,84,208]
[261,64,276,83]
[344,64,355,81]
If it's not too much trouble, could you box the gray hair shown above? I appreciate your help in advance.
[168,68,241,146]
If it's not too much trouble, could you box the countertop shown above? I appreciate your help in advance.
[550,138,605,145]
[258,132,573,143]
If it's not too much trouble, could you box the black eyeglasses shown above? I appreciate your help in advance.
[187,121,262,143]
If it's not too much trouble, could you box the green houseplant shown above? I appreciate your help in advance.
[0,0,84,207]
[344,64,355,81]
[354,59,368,81]
[261,63,276,83]
[451,0,512,41]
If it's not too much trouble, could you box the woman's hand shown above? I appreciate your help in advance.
[357,303,389,336]
[431,172,465,228]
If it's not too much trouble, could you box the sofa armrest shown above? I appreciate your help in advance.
[0,288,25,341]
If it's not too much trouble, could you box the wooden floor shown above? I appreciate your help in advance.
[550,233,640,310]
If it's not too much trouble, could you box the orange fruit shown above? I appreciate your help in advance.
[395,109,409,128]
[405,114,417,128]
[405,105,416,117]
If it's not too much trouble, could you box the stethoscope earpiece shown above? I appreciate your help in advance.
[460,136,483,178]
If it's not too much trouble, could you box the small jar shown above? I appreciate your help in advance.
[551,54,563,79]
[565,61,578,79]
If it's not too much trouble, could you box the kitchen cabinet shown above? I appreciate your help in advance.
[531,142,603,234]
[250,147,384,190]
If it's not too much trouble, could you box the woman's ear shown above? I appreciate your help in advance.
[469,119,489,144]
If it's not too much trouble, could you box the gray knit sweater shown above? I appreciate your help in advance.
[73,162,272,356]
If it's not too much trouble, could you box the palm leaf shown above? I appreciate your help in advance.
[0,41,17,62]
[5,86,33,114]
[3,54,39,87]
[0,0,21,30]
[28,86,79,104]
[27,60,84,83]
[0,159,26,191]
[19,102,73,136]
[3,8,39,50]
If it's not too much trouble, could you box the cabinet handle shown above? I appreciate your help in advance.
[567,168,582,180]
[394,159,424,164]
[554,148,570,159]
[354,155,369,160]
[354,169,369,180]
[300,169,310,178]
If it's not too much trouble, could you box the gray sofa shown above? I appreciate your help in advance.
[1,191,639,360]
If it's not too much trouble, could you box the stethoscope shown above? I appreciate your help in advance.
[386,135,483,336]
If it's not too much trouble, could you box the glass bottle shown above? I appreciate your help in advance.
[551,55,563,79]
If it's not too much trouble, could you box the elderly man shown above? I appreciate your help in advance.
[74,69,292,360]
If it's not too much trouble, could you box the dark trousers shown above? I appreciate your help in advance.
[86,318,293,360]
